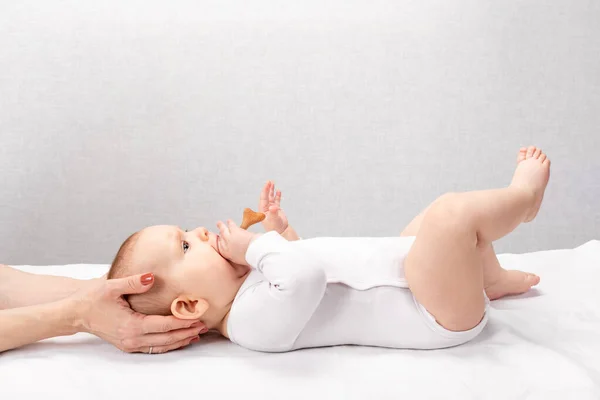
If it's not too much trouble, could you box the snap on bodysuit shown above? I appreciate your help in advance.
[227,231,489,352]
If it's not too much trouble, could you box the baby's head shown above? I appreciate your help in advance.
[107,225,249,327]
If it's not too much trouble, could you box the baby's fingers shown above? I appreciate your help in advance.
[226,219,244,235]
[216,221,230,238]
[259,181,271,211]
[269,182,275,203]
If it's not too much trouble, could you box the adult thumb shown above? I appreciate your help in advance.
[108,273,155,297]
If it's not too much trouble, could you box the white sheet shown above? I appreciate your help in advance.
[1,240,599,400]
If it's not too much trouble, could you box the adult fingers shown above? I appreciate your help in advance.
[138,336,200,355]
[139,315,204,334]
[107,273,155,297]
[132,326,206,348]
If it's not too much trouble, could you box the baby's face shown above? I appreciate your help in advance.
[133,225,250,313]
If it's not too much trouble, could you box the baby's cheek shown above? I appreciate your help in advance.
[174,259,205,287]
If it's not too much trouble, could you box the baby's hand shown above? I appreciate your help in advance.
[216,220,261,266]
[259,180,289,234]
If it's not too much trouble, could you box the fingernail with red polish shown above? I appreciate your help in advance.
[199,327,209,334]
[141,273,154,285]
[190,337,200,343]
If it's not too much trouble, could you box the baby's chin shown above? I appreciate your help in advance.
[230,261,251,278]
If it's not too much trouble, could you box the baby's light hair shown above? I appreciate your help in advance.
[107,231,140,280]
[107,230,176,316]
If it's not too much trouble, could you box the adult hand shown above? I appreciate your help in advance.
[216,219,261,266]
[72,273,207,354]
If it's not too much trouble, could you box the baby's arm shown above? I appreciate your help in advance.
[228,231,325,351]
[280,225,300,241]
[258,180,302,241]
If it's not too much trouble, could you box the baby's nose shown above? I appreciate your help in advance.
[191,227,210,242]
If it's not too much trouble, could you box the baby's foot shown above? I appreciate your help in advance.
[485,269,540,300]
[510,146,551,222]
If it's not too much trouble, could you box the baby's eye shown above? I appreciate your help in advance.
[182,241,190,254]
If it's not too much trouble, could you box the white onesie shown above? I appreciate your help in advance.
[226,231,489,352]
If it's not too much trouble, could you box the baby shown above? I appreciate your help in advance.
[108,146,549,352]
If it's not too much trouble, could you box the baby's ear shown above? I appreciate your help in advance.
[170,295,209,319]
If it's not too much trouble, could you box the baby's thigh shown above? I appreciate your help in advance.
[400,204,433,237]
[403,198,486,332]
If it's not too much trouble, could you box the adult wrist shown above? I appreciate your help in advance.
[50,297,84,336]
[63,288,93,335]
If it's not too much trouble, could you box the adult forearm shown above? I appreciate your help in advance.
[0,298,78,353]
[0,264,94,310]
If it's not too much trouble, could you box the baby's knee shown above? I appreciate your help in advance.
[427,193,471,227]
[430,192,468,222]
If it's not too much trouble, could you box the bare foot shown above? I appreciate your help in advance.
[485,269,540,300]
[510,146,551,222]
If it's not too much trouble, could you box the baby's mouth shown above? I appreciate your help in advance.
[215,234,222,257]
[205,231,222,257]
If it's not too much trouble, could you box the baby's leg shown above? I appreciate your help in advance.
[400,205,431,237]
[402,211,540,300]
[401,148,542,301]
[404,146,550,331]
[481,244,540,300]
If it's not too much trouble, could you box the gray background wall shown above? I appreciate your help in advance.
[0,0,598,265]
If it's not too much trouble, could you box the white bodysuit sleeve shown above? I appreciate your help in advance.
[228,231,327,352]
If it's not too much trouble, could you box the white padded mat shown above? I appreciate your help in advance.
[1,240,599,400]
